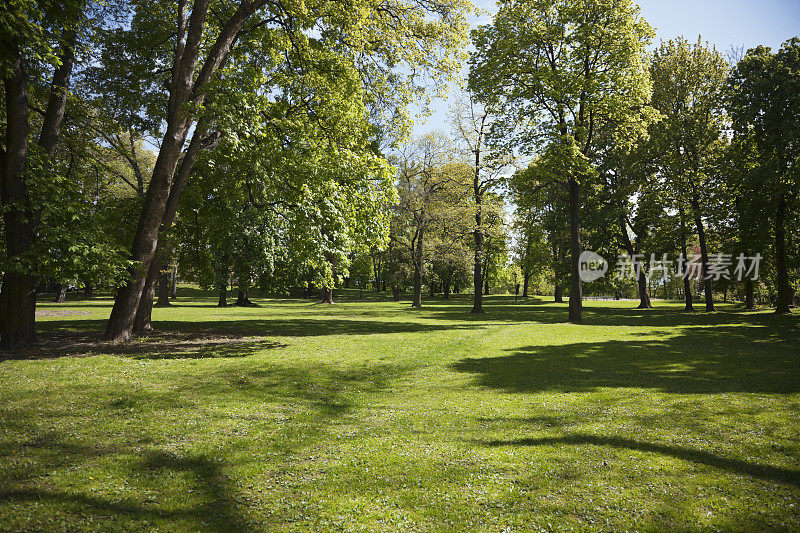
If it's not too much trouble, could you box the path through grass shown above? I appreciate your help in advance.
[1,293,799,531]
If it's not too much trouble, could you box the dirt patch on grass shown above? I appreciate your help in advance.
[35,309,92,318]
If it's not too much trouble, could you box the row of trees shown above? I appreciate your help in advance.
[2,0,796,349]
[0,0,473,348]
[471,0,799,321]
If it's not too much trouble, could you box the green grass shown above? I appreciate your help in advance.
[1,292,799,531]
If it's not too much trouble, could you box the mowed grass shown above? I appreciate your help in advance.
[1,291,799,532]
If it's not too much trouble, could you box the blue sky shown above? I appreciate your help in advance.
[411,0,800,138]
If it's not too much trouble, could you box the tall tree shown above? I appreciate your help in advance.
[450,94,511,313]
[650,37,729,312]
[101,0,470,341]
[727,38,800,314]
[1,0,98,348]
[469,0,654,322]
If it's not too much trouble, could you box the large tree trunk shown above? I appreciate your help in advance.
[554,283,563,303]
[321,287,334,304]
[1,30,78,349]
[132,128,214,332]
[775,194,791,314]
[0,44,36,350]
[523,271,530,298]
[217,287,227,307]
[235,288,254,306]
[412,228,423,308]
[83,283,94,299]
[568,177,582,323]
[104,0,259,342]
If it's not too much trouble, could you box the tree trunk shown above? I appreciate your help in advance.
[443,281,450,300]
[775,194,791,314]
[619,214,652,309]
[235,289,254,306]
[678,205,694,311]
[523,271,530,298]
[54,285,67,303]
[171,266,178,298]
[104,2,257,342]
[744,277,755,310]
[83,284,93,299]
[0,43,37,350]
[555,284,563,303]
[217,287,227,307]
[412,228,423,308]
[568,177,582,322]
[690,196,714,312]
[392,285,400,301]
[156,269,171,307]
[321,287,334,304]
[429,282,435,298]
[127,126,217,337]
[471,186,484,313]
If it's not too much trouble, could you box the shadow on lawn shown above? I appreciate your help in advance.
[453,324,800,394]
[481,434,800,488]
[6,317,473,360]
[428,298,800,329]
[0,447,255,532]
[0,361,407,530]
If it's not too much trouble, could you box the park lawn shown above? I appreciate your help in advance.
[1,293,799,532]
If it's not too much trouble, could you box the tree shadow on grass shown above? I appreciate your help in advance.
[1,329,287,361]
[452,325,800,394]
[480,434,800,488]
[0,448,256,532]
[0,360,408,530]
[5,317,474,360]
[428,298,800,330]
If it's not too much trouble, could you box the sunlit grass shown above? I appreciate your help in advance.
[1,292,798,531]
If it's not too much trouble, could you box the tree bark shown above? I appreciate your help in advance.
[471,157,484,314]
[156,269,171,307]
[678,205,694,311]
[555,284,563,303]
[132,126,216,332]
[321,287,334,304]
[568,177,582,322]
[412,228,423,308]
[775,194,791,314]
[105,0,260,342]
[392,285,400,301]
[744,277,755,310]
[83,284,93,299]
[0,42,36,350]
[689,195,714,312]
[217,287,227,307]
[523,271,530,298]
[235,289,253,306]
[619,214,651,309]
